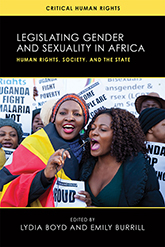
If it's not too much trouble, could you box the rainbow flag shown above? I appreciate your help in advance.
[33,78,35,86]
[0,123,79,207]
[85,78,95,87]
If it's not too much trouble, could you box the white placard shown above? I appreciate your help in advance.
[146,141,165,201]
[78,80,113,120]
[100,78,165,116]
[0,78,34,137]
[53,177,86,207]
[33,78,66,109]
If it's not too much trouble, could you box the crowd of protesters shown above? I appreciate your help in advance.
[0,89,165,207]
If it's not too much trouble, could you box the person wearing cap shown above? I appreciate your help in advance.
[139,108,165,143]
[135,92,165,114]
[139,108,165,202]
[0,118,23,170]
[0,93,91,207]
[0,118,23,149]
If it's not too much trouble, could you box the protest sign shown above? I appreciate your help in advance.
[146,141,165,201]
[78,80,113,120]
[53,177,86,207]
[0,78,33,137]
[33,78,66,108]
[100,78,165,116]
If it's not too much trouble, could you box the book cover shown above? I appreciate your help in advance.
[0,1,165,246]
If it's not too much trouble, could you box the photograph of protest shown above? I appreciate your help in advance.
[0,77,165,208]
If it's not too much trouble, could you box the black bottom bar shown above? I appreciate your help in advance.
[0,208,165,247]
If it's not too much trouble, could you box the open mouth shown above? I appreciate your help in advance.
[36,126,42,130]
[62,124,75,134]
[91,138,100,151]
[2,142,13,148]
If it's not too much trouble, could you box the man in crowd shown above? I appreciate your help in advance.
[139,107,165,202]
[135,92,165,114]
[139,107,165,144]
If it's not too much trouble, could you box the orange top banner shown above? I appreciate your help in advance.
[0,0,165,16]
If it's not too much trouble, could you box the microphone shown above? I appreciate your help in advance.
[62,137,91,160]
[82,137,91,145]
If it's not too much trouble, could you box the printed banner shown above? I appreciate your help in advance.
[78,79,113,119]
[53,177,86,207]
[33,78,66,109]
[146,141,165,201]
[100,78,165,116]
[0,78,34,136]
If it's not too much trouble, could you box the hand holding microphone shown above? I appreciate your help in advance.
[61,137,91,160]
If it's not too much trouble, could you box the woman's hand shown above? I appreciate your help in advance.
[44,149,71,179]
[74,191,92,207]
